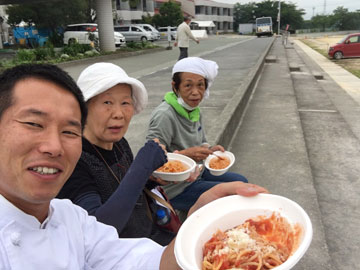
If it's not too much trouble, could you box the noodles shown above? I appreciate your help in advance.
[202,212,302,270]
[156,160,188,173]
[209,156,230,170]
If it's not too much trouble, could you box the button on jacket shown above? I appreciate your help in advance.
[0,195,165,270]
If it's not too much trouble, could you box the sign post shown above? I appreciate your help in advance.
[166,26,172,50]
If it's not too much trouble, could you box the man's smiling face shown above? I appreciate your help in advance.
[0,78,82,217]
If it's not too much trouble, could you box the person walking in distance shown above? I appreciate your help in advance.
[174,16,199,60]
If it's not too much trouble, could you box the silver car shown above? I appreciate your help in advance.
[114,25,153,42]
[137,24,160,41]
[158,26,177,40]
[63,23,126,47]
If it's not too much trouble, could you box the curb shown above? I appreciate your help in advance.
[56,46,166,69]
[207,36,276,148]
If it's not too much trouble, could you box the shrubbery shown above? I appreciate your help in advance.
[0,40,158,71]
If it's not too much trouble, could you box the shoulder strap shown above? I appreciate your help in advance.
[144,188,176,215]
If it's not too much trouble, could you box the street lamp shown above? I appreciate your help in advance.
[277,0,281,35]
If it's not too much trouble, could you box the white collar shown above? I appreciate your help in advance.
[0,194,55,229]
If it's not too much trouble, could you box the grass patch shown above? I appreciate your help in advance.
[300,39,328,57]
[343,68,360,78]
[300,39,360,79]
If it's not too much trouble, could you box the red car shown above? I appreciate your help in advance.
[328,33,360,60]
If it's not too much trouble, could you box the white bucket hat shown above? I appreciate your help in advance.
[77,62,148,114]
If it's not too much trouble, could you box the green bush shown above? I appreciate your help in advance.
[126,41,155,50]
[33,46,55,61]
[16,49,36,62]
[63,43,92,56]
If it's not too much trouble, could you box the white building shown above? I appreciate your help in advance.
[114,0,156,25]
[181,0,233,33]
[113,0,233,33]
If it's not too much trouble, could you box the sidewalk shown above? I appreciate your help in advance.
[293,39,360,106]
[229,37,360,269]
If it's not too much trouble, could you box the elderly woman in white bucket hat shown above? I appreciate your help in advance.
[58,62,175,245]
[146,57,248,212]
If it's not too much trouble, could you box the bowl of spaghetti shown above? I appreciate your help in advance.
[174,194,312,270]
[153,153,196,181]
[204,151,235,176]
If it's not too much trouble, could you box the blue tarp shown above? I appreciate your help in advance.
[12,26,49,47]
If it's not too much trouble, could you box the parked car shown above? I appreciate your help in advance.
[63,23,126,47]
[113,25,153,42]
[158,26,177,40]
[328,33,360,60]
[137,24,160,40]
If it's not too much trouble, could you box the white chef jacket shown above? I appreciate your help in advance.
[0,195,166,270]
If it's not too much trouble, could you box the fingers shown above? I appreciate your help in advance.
[235,183,269,197]
[152,139,167,154]
[189,182,269,215]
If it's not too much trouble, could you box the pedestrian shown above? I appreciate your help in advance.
[174,16,199,60]
[0,63,267,269]
[57,62,175,245]
[146,57,249,212]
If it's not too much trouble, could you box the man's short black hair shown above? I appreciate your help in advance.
[0,64,87,128]
[184,16,191,22]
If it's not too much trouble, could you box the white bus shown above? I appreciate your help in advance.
[255,17,273,37]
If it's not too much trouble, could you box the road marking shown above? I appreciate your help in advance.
[132,37,256,79]
[298,109,337,113]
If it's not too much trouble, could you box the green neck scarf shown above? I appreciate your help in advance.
[164,92,200,122]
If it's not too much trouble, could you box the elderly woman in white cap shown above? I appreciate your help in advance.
[58,62,175,245]
[146,57,248,212]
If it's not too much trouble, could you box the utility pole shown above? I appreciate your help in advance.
[323,0,326,15]
[312,7,315,18]
[277,0,281,35]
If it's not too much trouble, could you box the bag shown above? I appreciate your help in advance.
[144,187,182,234]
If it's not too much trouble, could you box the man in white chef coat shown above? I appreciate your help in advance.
[0,63,267,270]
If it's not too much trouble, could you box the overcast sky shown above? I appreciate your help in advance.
[216,0,360,20]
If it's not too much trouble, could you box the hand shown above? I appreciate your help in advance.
[185,164,201,183]
[174,42,178,47]
[149,175,172,186]
[209,144,225,152]
[152,138,167,155]
[196,39,199,44]
[187,182,269,217]
[177,146,212,162]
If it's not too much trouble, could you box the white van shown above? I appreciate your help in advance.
[137,24,160,40]
[157,27,177,40]
[114,25,153,42]
[63,23,126,47]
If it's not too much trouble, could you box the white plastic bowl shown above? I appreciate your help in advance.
[152,153,196,181]
[174,194,313,270]
[204,151,235,176]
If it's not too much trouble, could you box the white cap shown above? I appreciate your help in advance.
[172,57,218,99]
[77,62,148,114]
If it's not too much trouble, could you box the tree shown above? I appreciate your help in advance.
[233,0,305,32]
[6,0,91,46]
[331,7,360,30]
[233,2,258,31]
[311,15,331,31]
[141,13,154,25]
[152,0,183,27]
